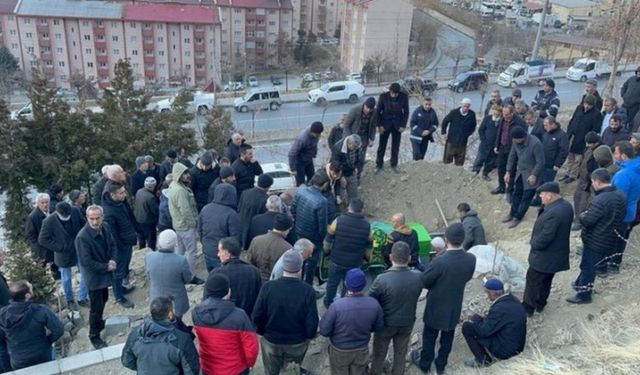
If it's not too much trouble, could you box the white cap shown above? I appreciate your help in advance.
[461,98,472,105]
[157,230,177,250]
[431,237,446,250]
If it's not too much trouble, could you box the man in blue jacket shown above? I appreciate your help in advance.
[410,97,439,161]
[289,121,324,186]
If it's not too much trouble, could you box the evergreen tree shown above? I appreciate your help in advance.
[202,107,235,155]
[5,241,55,304]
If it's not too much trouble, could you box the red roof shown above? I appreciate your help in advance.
[124,3,219,24]
[0,0,18,14]
[525,2,544,10]
[215,0,293,9]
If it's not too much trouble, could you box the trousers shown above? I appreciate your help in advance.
[443,143,466,166]
[472,146,496,176]
[60,266,88,303]
[565,152,583,179]
[324,262,351,308]
[411,139,430,161]
[461,322,492,364]
[175,228,198,273]
[260,337,309,375]
[419,324,455,373]
[89,288,109,339]
[295,161,316,187]
[112,246,132,300]
[376,128,402,168]
[328,345,369,375]
[509,177,536,220]
[522,268,555,314]
[371,324,414,375]
[574,246,605,300]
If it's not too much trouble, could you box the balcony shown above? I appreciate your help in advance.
[194,30,205,39]
[194,56,206,65]
[144,69,156,78]
[143,39,154,48]
[38,38,51,48]
[36,24,49,33]
[96,54,108,64]
[94,40,107,50]
[143,55,155,64]
[142,28,153,38]
[93,26,106,37]
[194,42,205,52]
[97,66,110,76]
[40,51,52,60]
[42,65,54,75]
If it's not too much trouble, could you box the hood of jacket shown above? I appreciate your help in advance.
[0,301,33,332]
[138,317,177,344]
[194,298,235,325]
[172,162,189,181]
[593,145,613,167]
[394,224,413,235]
[464,209,479,219]
[212,183,237,208]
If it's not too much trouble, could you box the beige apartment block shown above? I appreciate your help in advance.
[299,0,343,38]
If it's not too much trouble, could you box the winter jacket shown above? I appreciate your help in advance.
[38,210,85,268]
[507,134,545,190]
[478,115,500,152]
[494,115,527,150]
[576,146,599,193]
[288,126,320,170]
[145,250,193,317]
[232,158,263,200]
[326,212,371,268]
[252,277,319,345]
[237,187,268,247]
[168,163,199,231]
[327,125,345,149]
[25,208,50,261]
[198,183,243,259]
[192,298,258,375]
[344,104,377,143]
[581,91,604,112]
[567,105,603,154]
[134,188,159,225]
[291,185,329,242]
[579,186,627,253]
[531,89,560,118]
[602,126,631,148]
[541,127,569,169]
[122,318,200,375]
[319,295,384,350]
[468,294,527,360]
[0,301,64,370]
[244,211,295,250]
[210,258,262,318]
[460,209,487,250]
[0,273,8,308]
[92,176,108,205]
[441,108,477,147]
[529,198,574,273]
[102,192,139,251]
[410,106,439,144]
[75,223,117,290]
[376,91,410,131]
[385,225,421,269]
[422,249,476,331]
[190,162,220,212]
[207,177,236,204]
[331,138,362,177]
[369,266,424,327]
[484,98,503,116]
[159,160,174,184]
[612,157,640,223]
[224,138,245,164]
[158,189,173,231]
[130,169,147,198]
[621,76,640,108]
[528,117,545,141]
[248,231,292,281]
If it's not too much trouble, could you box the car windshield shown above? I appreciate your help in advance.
[573,61,587,69]
[506,67,517,75]
[320,84,330,92]
[455,73,468,82]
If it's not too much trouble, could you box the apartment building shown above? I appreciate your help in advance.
[340,0,414,74]
[298,0,343,38]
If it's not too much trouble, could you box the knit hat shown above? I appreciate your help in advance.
[205,273,230,299]
[157,229,177,251]
[257,174,274,189]
[166,149,177,159]
[68,189,83,203]
[585,131,600,144]
[220,166,234,179]
[593,145,613,167]
[200,152,214,166]
[144,177,157,188]
[364,97,376,109]
[511,126,527,139]
[583,94,596,106]
[345,268,366,292]
[273,213,293,231]
[585,79,598,87]
[484,278,504,291]
[545,79,555,89]
[536,181,560,194]
[511,88,522,98]
[281,249,303,273]
[444,223,465,246]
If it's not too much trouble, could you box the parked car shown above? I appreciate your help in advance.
[154,90,216,115]
[448,71,489,93]
[345,72,362,82]
[224,81,245,91]
[234,87,282,112]
[248,75,259,87]
[307,81,365,105]
[255,163,296,194]
[400,76,438,97]
[566,58,613,82]
[270,75,283,85]
[303,73,315,82]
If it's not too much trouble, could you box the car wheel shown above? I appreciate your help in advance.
[580,75,587,82]
[456,86,465,93]
[317,97,327,106]
[160,108,170,113]
[348,94,359,103]
[270,102,280,111]
[240,105,248,113]
[197,106,208,116]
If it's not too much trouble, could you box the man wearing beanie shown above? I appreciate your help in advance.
[289,121,324,186]
[563,94,603,183]
[134,177,159,250]
[571,131,601,231]
[248,213,294,281]
[207,166,235,204]
[376,82,410,174]
[441,98,477,166]
[503,126,544,228]
[320,268,384,374]
[129,156,149,198]
[238,173,274,247]
[252,249,319,375]
[523,182,573,317]
[190,151,220,212]
[192,273,259,375]
[412,223,475,374]
[410,96,439,161]
[531,79,560,119]
[145,230,193,318]
[344,96,378,178]
[461,278,527,368]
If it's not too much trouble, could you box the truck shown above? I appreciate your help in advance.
[153,90,215,115]
[496,60,555,87]
[565,58,612,82]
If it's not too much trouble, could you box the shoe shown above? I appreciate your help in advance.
[482,175,491,181]
[410,350,430,373]
[507,219,521,229]
[78,299,90,308]
[566,295,591,304]
[491,187,505,195]
[571,223,582,231]
[391,166,400,174]
[501,215,513,223]
[122,285,136,295]
[90,337,108,350]
[315,290,325,300]
[122,278,132,289]
[190,276,205,285]
[67,301,79,311]
[117,298,135,309]
[563,177,576,184]
[375,167,383,175]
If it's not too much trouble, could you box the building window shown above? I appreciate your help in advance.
[132,50,138,55]
[27,46,34,53]
[144,23,151,29]
[74,55,77,60]
[146,63,154,69]
[11,43,18,49]
[256,8,265,15]
[84,35,91,41]
[82,21,89,26]
[9,30,16,36]
[133,63,140,69]
[269,10,276,15]
[173,44,176,50]
[58,61,65,67]
[185,51,191,57]
[130,22,136,28]
[53,19,60,25]
[112,36,118,42]
[60,75,67,81]
[8,15,14,21]
[235,9,241,13]
[183,25,190,31]
[159,64,165,69]
[56,47,63,54]
[113,49,120,55]
[85,48,92,54]
[234,31,241,37]
[256,31,265,37]
[156,24,163,30]
[72,41,76,47]
[87,62,94,67]
[55,33,61,39]
[269,21,276,26]
[111,22,118,28]
[158,50,165,56]
[185,64,191,69]
[70,27,74,33]
[157,36,164,43]
[184,38,190,43]
[247,31,255,37]
[23,18,31,25]
[130,36,137,42]
[235,19,241,24]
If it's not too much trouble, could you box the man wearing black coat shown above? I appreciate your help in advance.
[238,174,273,248]
[530,116,569,207]
[344,97,378,178]
[523,182,573,316]
[190,152,220,212]
[244,195,295,248]
[224,133,245,164]
[133,177,159,250]
[0,250,10,373]
[410,97,439,161]
[288,122,324,186]
[462,278,527,367]
[562,95,603,183]
[441,99,477,166]
[376,82,410,174]
[411,223,476,374]
[232,144,263,201]
[129,156,148,198]
[491,105,526,194]
[24,194,54,273]
[331,134,363,200]
[473,106,501,179]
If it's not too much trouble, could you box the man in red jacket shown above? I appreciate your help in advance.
[192,273,259,375]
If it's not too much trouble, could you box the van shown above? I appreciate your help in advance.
[448,71,488,93]
[233,87,282,112]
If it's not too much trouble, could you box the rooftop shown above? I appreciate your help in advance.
[215,0,293,9]
[550,0,598,9]
[16,0,123,19]
[123,3,219,24]
[0,0,18,14]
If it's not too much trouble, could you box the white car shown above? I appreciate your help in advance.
[307,81,365,105]
[248,76,259,87]
[224,81,245,91]
[345,73,362,82]
[256,163,296,194]
[154,91,215,115]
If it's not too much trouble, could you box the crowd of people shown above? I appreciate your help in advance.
[0,67,639,374]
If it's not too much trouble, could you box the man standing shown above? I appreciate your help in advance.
[530,116,569,207]
[473,104,501,180]
[484,89,503,116]
[410,97,439,161]
[385,213,421,269]
[571,132,602,231]
[323,198,372,308]
[461,278,527,368]
[531,79,560,119]
[441,98,477,166]
[457,202,487,250]
[331,134,363,201]
[210,238,262,318]
[0,281,64,370]
[344,97,377,178]
[190,151,220,212]
[122,297,199,374]
[168,163,203,284]
[491,105,526,195]
[327,115,346,149]
[567,169,627,304]
[503,127,545,228]
[207,166,235,204]
[247,214,294,281]
[225,132,246,164]
[75,205,117,349]
[524,110,545,140]
[376,82,410,174]
[270,239,315,281]
[411,223,476,375]
[159,150,178,184]
[601,97,628,134]
[25,193,56,278]
[288,121,324,186]
[522,182,573,316]
[252,250,319,375]
[504,88,521,107]
[602,114,631,147]
[133,177,159,250]
[232,144,263,200]
[130,156,149,198]
[583,79,603,112]
[245,195,294,248]
[370,242,423,375]
[320,268,384,374]
[238,174,274,245]
[562,95,603,183]
[621,66,640,124]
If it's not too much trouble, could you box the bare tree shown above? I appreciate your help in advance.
[602,0,640,96]
[442,42,471,77]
